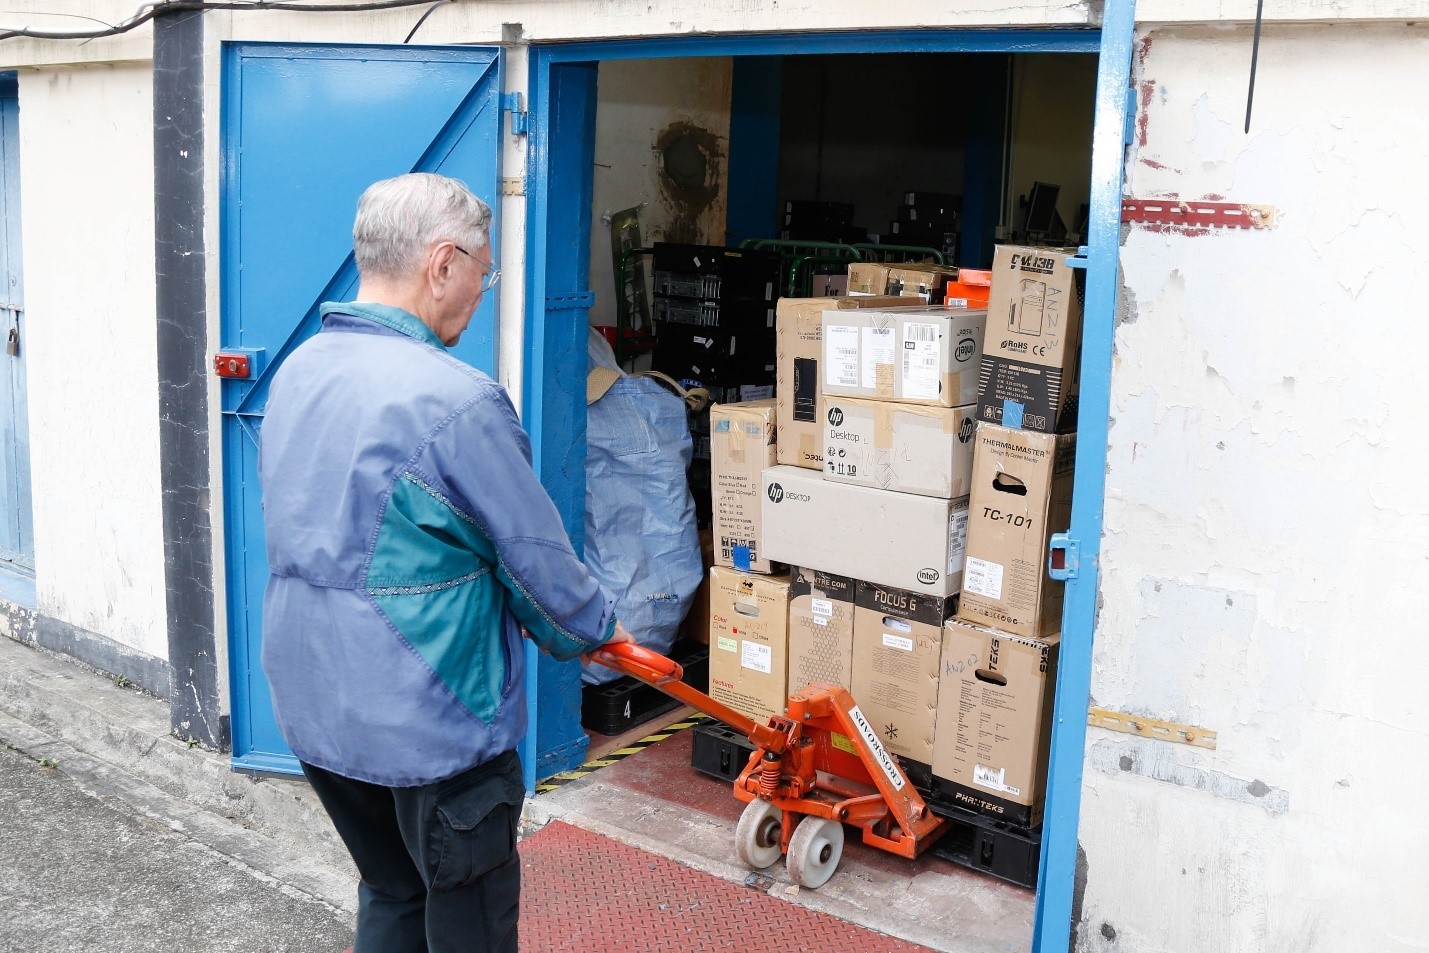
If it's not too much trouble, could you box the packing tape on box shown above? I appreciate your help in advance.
[714,417,745,464]
[798,431,821,466]
[878,405,960,448]
[875,363,895,397]
[874,404,895,449]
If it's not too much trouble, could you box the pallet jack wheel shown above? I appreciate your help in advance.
[734,799,783,869]
[786,816,844,889]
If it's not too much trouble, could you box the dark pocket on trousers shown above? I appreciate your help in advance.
[430,771,524,892]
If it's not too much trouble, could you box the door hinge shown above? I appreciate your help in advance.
[1048,533,1079,581]
[503,92,529,136]
[545,291,595,311]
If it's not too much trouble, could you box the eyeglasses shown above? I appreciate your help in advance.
[452,243,501,293]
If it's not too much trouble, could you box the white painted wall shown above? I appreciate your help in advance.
[587,57,733,329]
[0,7,1426,949]
[1079,22,1429,953]
[19,65,167,660]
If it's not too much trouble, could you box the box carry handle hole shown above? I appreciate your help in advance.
[882,616,913,632]
[975,668,1008,686]
[992,473,1028,496]
[734,603,761,618]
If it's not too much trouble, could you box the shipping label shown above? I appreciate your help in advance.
[861,326,895,389]
[882,633,914,652]
[964,556,1004,599]
[741,641,773,674]
[901,322,941,399]
[973,763,1021,797]
[949,511,968,573]
[825,325,860,388]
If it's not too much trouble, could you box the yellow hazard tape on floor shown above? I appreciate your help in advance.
[535,716,709,794]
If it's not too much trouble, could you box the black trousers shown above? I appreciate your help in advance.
[301,749,524,953]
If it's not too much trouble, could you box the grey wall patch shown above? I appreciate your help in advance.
[1088,738,1290,815]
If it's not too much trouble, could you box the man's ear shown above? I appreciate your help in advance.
[427,243,457,298]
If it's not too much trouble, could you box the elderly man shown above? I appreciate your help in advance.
[259,172,630,953]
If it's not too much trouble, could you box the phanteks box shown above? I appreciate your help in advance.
[976,245,1084,433]
[957,425,1076,638]
[787,567,857,692]
[821,306,986,408]
[850,581,956,765]
[760,465,968,597]
[776,296,906,471]
[823,397,977,499]
[932,620,1060,827]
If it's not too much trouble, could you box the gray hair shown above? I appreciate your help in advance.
[353,173,493,279]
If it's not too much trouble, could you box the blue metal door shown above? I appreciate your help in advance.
[220,43,504,773]
[0,74,32,574]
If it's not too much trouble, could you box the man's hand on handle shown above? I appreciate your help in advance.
[582,622,634,663]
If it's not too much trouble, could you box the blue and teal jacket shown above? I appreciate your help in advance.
[259,302,617,787]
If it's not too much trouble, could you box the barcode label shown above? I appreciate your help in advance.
[974,763,1008,793]
[825,325,860,388]
[902,323,941,399]
[965,556,1003,599]
[741,641,773,674]
[949,511,968,572]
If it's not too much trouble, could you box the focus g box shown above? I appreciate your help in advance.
[850,581,956,766]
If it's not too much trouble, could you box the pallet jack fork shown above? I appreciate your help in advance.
[588,641,947,888]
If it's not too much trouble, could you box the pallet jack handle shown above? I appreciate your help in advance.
[587,641,789,753]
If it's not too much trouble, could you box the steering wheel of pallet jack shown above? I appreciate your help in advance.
[786,816,844,889]
[734,799,783,869]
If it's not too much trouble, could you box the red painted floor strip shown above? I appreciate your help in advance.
[519,820,935,953]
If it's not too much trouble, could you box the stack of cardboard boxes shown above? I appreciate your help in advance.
[932,244,1083,830]
[698,245,1079,849]
[704,270,988,774]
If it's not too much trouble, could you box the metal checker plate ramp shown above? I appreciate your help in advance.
[519,820,935,952]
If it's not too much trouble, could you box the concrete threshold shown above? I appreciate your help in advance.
[526,773,1034,953]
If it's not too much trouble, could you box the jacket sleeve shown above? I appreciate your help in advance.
[416,385,618,662]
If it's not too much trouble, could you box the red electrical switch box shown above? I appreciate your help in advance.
[214,352,252,379]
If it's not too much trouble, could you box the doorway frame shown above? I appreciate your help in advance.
[524,15,1135,952]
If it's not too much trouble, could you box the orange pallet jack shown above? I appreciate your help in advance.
[588,641,948,888]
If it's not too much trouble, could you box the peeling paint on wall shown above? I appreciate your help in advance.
[1088,738,1290,815]
[1081,21,1429,953]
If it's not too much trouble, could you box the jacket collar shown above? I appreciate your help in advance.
[320,301,446,350]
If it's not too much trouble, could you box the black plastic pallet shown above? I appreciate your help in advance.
[926,799,1042,889]
[581,639,709,736]
[689,720,758,783]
